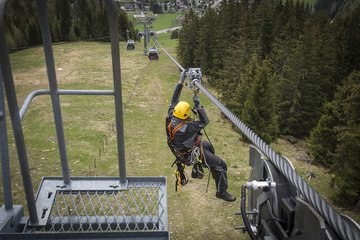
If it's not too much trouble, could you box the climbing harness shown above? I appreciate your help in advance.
[167,121,184,141]
[167,121,188,192]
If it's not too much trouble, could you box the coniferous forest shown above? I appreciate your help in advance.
[4,0,137,50]
[177,0,360,207]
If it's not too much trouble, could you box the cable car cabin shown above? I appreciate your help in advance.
[126,39,135,50]
[148,48,159,60]
[188,68,202,81]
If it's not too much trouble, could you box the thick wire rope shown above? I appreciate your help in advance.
[154,38,185,72]
[156,38,360,240]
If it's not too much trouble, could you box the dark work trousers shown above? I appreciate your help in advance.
[200,141,228,193]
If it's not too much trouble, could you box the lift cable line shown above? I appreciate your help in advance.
[154,38,185,72]
[155,38,360,240]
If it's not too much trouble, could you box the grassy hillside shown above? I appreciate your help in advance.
[3,33,359,239]
[131,13,181,32]
[152,13,182,30]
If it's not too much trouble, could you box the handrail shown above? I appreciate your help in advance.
[19,89,114,120]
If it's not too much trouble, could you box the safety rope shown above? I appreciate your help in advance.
[175,169,181,192]
[157,38,360,240]
[199,142,211,193]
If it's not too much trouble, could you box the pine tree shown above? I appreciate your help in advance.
[176,9,199,68]
[309,102,338,166]
[4,0,35,47]
[74,0,92,39]
[334,5,360,86]
[275,34,303,136]
[255,0,275,58]
[55,0,73,41]
[208,0,245,83]
[27,16,41,46]
[270,3,331,137]
[314,14,338,100]
[218,37,249,113]
[194,8,217,76]
[119,9,131,41]
[232,51,258,116]
[241,57,279,143]
[92,1,108,39]
[331,71,360,206]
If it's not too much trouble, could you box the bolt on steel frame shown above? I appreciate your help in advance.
[0,0,168,238]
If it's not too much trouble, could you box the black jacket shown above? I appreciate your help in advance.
[166,83,209,153]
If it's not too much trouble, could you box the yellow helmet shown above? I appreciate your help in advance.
[173,101,191,119]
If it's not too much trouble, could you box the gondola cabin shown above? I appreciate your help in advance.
[148,47,159,60]
[126,39,135,50]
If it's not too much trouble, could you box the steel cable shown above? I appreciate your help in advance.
[157,38,360,240]
[194,81,359,240]
[154,38,185,72]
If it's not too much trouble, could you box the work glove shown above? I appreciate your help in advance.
[193,95,200,108]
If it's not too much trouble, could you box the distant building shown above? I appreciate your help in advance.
[123,3,134,12]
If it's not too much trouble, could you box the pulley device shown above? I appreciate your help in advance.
[187,68,202,94]
[238,180,277,240]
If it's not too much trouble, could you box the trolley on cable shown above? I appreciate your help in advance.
[0,0,168,239]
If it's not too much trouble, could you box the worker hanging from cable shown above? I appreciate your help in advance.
[165,71,236,202]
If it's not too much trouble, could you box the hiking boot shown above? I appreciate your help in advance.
[216,191,236,202]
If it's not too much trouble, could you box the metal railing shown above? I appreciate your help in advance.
[0,0,168,238]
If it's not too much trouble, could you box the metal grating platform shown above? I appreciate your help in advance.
[26,177,167,234]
